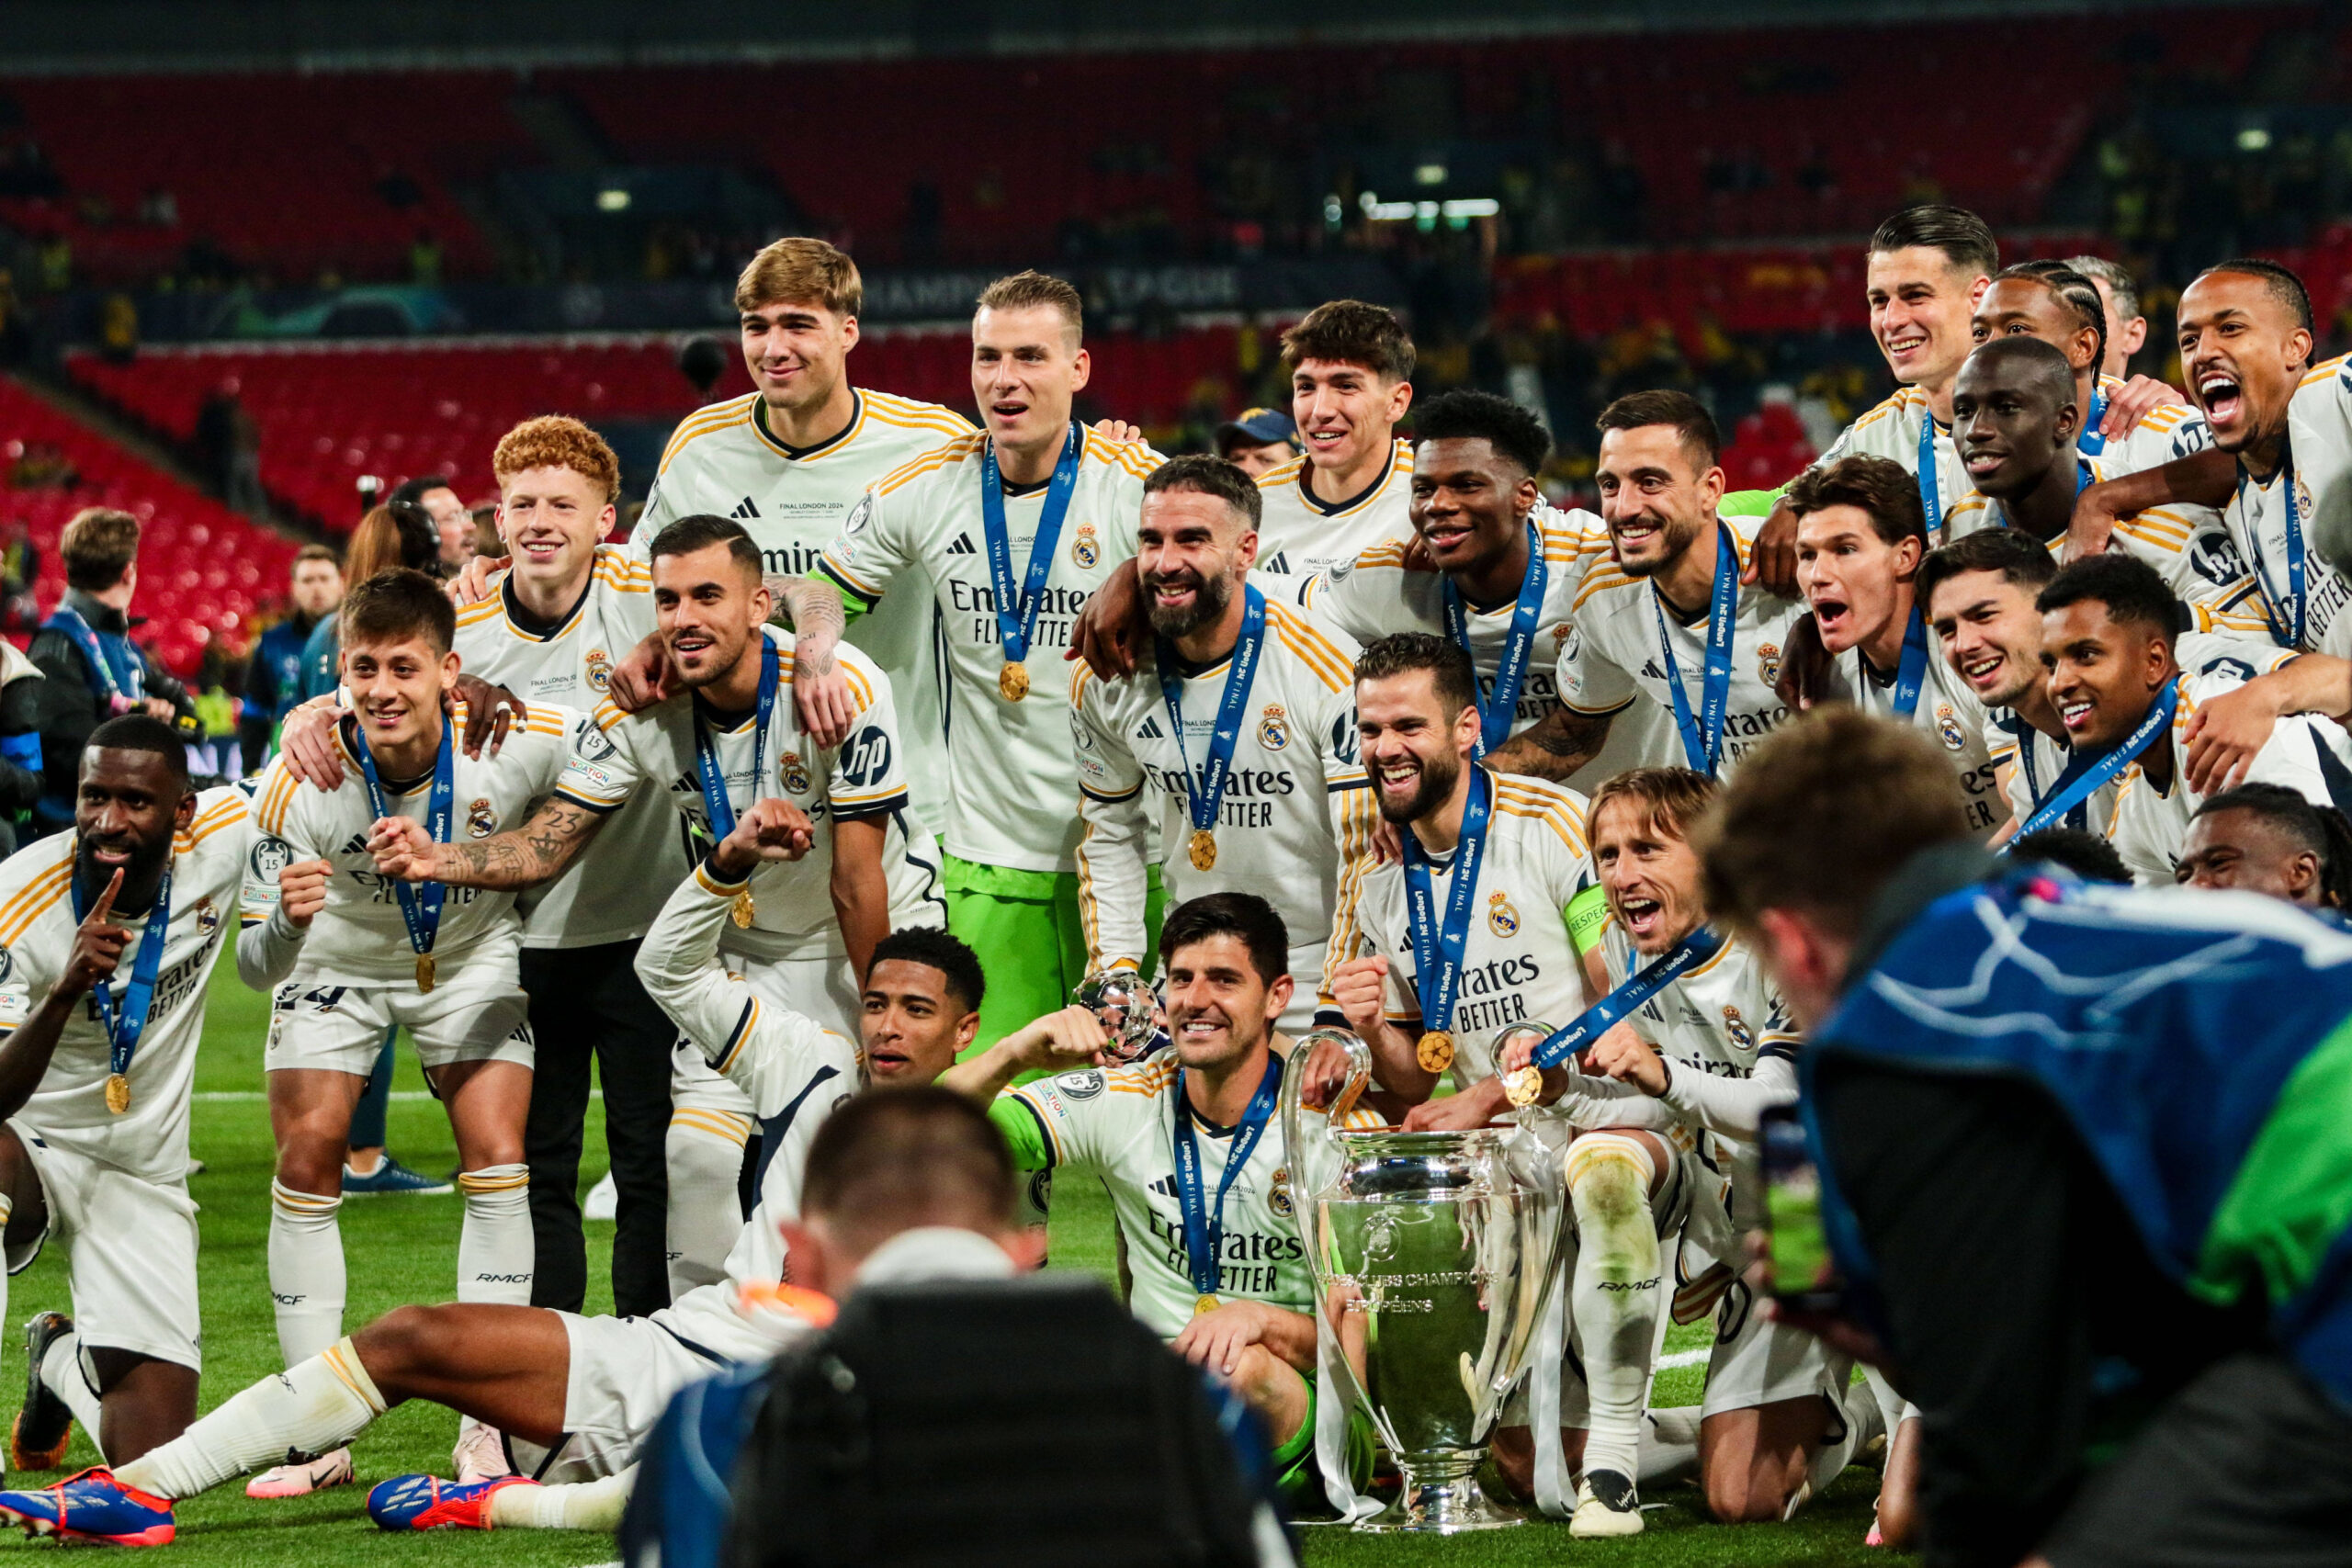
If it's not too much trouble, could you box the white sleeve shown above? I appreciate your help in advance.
[1071,679,1151,972]
[1660,1054,1798,1141]
[1542,1069,1682,1132]
[632,862,855,1118]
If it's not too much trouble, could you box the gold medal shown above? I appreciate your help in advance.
[1503,1066,1544,1108]
[1416,1030,1455,1075]
[1187,828,1216,872]
[998,661,1030,703]
[104,1073,130,1116]
[416,953,435,994]
[730,889,756,929]
[1193,1293,1220,1316]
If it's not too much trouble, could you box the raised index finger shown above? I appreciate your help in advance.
[89,867,123,925]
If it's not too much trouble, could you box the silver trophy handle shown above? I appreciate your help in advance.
[1282,1026,1374,1197]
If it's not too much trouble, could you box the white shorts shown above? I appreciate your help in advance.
[512,1309,728,1483]
[5,1124,200,1371]
[266,973,535,1077]
[671,948,859,1116]
[1699,1279,1849,1418]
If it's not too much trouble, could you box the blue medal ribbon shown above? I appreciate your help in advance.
[70,865,171,1083]
[1401,767,1494,1037]
[2009,676,2177,842]
[43,607,142,713]
[2001,715,2086,832]
[1917,413,1945,540]
[354,716,453,969]
[1441,520,1546,758]
[1885,604,1929,721]
[692,637,779,841]
[1170,1051,1283,1303]
[981,423,1083,669]
[1155,585,1266,852]
[1529,926,1725,1070]
[2078,388,2109,457]
[1654,528,1740,778]
[2249,444,2308,650]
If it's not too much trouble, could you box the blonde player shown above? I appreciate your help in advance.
[240,571,574,1493]
[1493,393,1806,784]
[786,271,1159,1048]
[1497,770,1883,1535]
[0,719,246,1481]
[1070,456,1374,1031]
[373,515,943,1295]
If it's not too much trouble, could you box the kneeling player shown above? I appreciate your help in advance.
[944,892,1381,1505]
[0,720,249,1483]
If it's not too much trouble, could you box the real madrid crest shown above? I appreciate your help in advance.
[586,648,613,694]
[467,797,498,838]
[1487,891,1520,937]
[1757,642,1782,687]
[1269,1165,1294,1217]
[1257,703,1289,750]
[1723,1005,1756,1055]
[195,897,220,933]
[1935,702,1965,750]
[1071,521,1100,569]
[780,751,813,795]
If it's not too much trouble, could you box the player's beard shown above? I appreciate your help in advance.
[74,828,171,912]
[668,624,753,693]
[1377,746,1461,826]
[1613,510,1702,579]
[1170,1002,1263,1070]
[1143,566,1234,641]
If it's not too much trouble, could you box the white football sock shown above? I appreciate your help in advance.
[1565,1134,1664,1488]
[1637,1404,1702,1487]
[39,1330,105,1461]
[486,1468,636,1530]
[267,1180,346,1366]
[1795,1376,1888,1514]
[455,1165,533,1305]
[665,1111,752,1297]
[114,1339,387,1501]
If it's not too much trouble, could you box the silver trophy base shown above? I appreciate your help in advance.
[1355,1451,1525,1534]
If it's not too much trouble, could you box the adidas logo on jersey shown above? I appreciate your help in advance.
[730,497,762,520]
[1136,717,1166,739]
[946,533,978,555]
[339,832,369,856]
[1260,550,1291,574]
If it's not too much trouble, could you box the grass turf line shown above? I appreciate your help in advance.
[0,947,1901,1562]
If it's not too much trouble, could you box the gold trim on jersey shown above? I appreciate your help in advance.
[671,1107,755,1147]
[659,394,759,474]
[2300,353,2350,391]
[1258,438,1413,519]
[0,859,72,948]
[1845,385,1931,438]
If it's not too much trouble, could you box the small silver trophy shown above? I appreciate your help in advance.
[1071,969,1163,1064]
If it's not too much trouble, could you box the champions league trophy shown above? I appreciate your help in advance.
[1280,1028,1566,1532]
[1071,969,1164,1064]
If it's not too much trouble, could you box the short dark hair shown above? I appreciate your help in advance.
[389,474,455,508]
[1596,389,1721,468]
[1411,389,1551,479]
[1142,455,1262,529]
[2068,254,2141,322]
[2009,827,2131,884]
[293,543,341,571]
[1996,261,2108,375]
[1280,300,1415,384]
[797,1088,1018,1251]
[2036,554,2181,645]
[1869,203,1999,279]
[1964,333,2079,416]
[1157,892,1290,988]
[1917,525,2058,614]
[869,927,986,1016]
[83,713,188,784]
[1784,455,1927,547]
[2195,783,2352,909]
[1699,707,1972,942]
[650,513,764,583]
[1354,631,1477,720]
[340,567,457,655]
[61,507,139,592]
[2195,258,2314,336]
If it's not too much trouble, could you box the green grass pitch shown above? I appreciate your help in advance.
[0,948,1903,1562]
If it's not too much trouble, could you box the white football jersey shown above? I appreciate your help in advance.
[818,425,1157,873]
[1941,457,2262,615]
[0,790,249,1181]
[2224,398,2352,656]
[633,388,978,834]
[2082,378,2213,475]
[998,1053,1382,1339]
[1600,919,1798,1090]
[1070,600,1374,1001]
[2289,354,2352,624]
[1820,637,2003,833]
[1250,439,1414,594]
[554,629,944,964]
[1555,513,1806,778]
[246,709,573,988]
[1815,388,1970,539]
[2108,662,2352,884]
[452,547,689,948]
[1352,773,1594,1084]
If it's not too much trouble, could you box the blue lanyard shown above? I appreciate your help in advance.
[2003,716,2086,832]
[980,423,1082,667]
[1529,926,1725,1070]
[70,865,171,1079]
[2010,677,2177,841]
[354,719,453,963]
[1654,528,1740,778]
[2078,388,2109,457]
[1170,1052,1283,1300]
[1400,767,1494,1035]
[2247,446,2308,649]
[1441,520,1546,758]
[1887,604,1929,721]
[1917,413,1945,539]
[45,607,142,707]
[692,637,780,840]
[1155,586,1266,844]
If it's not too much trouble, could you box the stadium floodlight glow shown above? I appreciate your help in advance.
[1359,190,1381,215]
[2237,126,2272,152]
[1366,199,1420,221]
[1324,194,1344,226]
[1441,197,1501,219]
[596,187,632,212]
[1415,162,1448,186]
